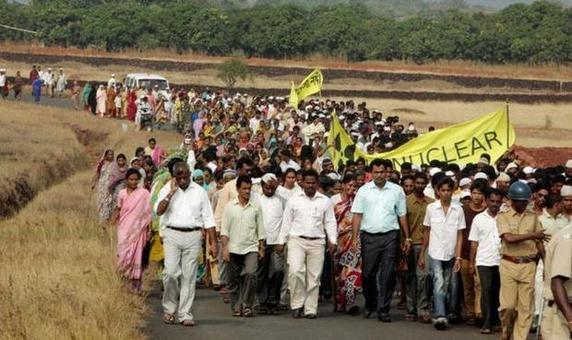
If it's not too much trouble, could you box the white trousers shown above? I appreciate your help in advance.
[534,259,544,316]
[162,228,202,322]
[287,236,325,315]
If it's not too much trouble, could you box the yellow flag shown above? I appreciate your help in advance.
[288,68,323,108]
[328,108,515,170]
[289,81,298,108]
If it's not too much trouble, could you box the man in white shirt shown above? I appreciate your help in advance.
[249,111,261,132]
[468,188,503,334]
[155,163,217,327]
[279,149,300,173]
[0,68,6,99]
[108,74,117,89]
[419,176,466,330]
[277,169,337,319]
[256,174,286,314]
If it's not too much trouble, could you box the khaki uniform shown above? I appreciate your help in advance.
[497,208,542,340]
[541,224,572,340]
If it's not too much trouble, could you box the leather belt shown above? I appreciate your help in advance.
[299,235,322,241]
[167,226,201,232]
[547,300,572,307]
[502,254,538,264]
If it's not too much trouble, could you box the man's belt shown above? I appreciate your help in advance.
[299,235,323,241]
[167,226,201,232]
[547,300,572,307]
[502,254,538,264]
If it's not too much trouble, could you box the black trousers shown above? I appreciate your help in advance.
[256,245,284,306]
[478,265,500,329]
[228,252,258,311]
[361,230,399,315]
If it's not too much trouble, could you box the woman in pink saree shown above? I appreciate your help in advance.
[113,168,152,294]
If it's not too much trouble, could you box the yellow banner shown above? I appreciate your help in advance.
[327,108,516,170]
[289,68,323,108]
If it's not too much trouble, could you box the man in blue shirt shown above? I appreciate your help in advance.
[352,158,412,322]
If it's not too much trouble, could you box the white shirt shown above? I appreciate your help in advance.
[279,159,300,173]
[276,184,302,202]
[108,78,116,89]
[259,194,285,245]
[278,191,337,245]
[249,117,260,132]
[468,210,501,266]
[155,182,216,235]
[423,200,466,261]
[330,193,342,206]
[0,74,5,87]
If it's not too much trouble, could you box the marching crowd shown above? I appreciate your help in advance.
[88,79,572,340]
[4,64,571,339]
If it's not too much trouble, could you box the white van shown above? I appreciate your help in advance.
[124,73,170,93]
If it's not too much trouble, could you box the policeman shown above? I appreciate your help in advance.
[497,182,549,340]
[541,222,572,339]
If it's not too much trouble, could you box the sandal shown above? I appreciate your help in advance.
[232,310,242,317]
[243,308,254,317]
[163,313,176,325]
[181,319,195,327]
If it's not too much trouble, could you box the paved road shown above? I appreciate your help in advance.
[145,285,489,340]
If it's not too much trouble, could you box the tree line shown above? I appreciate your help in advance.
[0,0,571,64]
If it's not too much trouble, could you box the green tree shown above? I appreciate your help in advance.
[216,58,251,89]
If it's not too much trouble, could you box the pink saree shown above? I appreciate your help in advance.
[116,187,152,280]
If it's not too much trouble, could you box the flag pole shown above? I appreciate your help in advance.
[505,99,510,148]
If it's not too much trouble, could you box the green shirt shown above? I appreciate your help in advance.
[406,194,434,244]
[221,198,265,255]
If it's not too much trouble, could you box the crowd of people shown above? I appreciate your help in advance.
[5,64,570,339]
[87,80,572,340]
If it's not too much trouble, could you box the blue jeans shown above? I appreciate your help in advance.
[429,256,454,319]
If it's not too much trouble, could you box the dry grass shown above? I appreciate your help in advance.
[0,102,181,339]
[0,58,563,96]
[1,42,571,80]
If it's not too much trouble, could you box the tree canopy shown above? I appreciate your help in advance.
[1,0,571,64]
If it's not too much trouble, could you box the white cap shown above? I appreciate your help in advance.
[561,185,572,197]
[0,68,5,72]
[261,173,277,184]
[111,73,115,77]
[478,157,490,165]
[459,178,472,187]
[445,171,455,177]
[339,115,346,121]
[461,190,471,199]
[566,159,572,168]
[497,172,511,182]
[523,166,535,175]
[474,172,488,180]
[429,168,442,177]
[505,162,518,171]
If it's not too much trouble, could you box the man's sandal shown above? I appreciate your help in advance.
[181,319,195,327]
[163,314,176,325]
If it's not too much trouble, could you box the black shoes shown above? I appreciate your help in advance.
[292,308,303,319]
[362,309,375,319]
[378,313,392,323]
[305,313,317,319]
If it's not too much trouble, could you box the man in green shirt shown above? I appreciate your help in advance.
[221,176,265,317]
[405,172,434,322]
